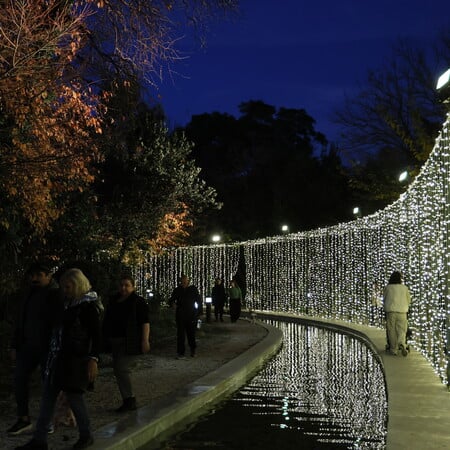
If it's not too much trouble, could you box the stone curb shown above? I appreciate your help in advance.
[90,320,283,449]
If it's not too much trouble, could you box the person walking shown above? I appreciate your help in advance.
[168,275,201,358]
[228,278,242,323]
[102,275,150,413]
[16,268,102,450]
[383,270,411,356]
[7,262,62,436]
[211,277,226,322]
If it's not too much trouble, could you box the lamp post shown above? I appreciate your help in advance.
[205,296,212,323]
[211,234,221,243]
[281,224,289,233]
[353,206,361,218]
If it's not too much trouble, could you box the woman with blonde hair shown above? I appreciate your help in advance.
[17,268,102,450]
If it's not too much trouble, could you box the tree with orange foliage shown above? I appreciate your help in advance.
[0,0,102,237]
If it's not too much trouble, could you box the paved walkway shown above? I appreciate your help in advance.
[3,314,449,449]
[91,312,450,450]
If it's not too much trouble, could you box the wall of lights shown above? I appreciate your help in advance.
[135,113,450,385]
[243,112,450,385]
[133,244,241,304]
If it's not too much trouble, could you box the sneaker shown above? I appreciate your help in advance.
[400,344,408,357]
[47,424,55,434]
[176,354,186,360]
[8,419,33,435]
[72,435,94,449]
[190,350,196,358]
[14,439,48,450]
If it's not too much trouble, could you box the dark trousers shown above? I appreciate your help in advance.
[111,337,137,400]
[14,345,47,417]
[229,299,241,322]
[214,302,225,320]
[34,379,91,443]
[176,317,196,356]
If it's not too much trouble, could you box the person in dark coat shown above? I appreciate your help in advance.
[168,274,201,358]
[102,275,150,412]
[7,262,62,436]
[17,268,101,450]
[211,277,226,322]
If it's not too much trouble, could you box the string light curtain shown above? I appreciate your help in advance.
[132,114,449,385]
[244,112,450,385]
[133,244,241,304]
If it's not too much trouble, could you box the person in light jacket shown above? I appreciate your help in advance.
[383,271,411,356]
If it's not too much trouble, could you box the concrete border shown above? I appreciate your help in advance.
[91,321,283,449]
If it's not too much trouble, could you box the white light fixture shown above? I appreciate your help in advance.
[436,68,450,90]
[281,224,289,233]
[353,207,360,215]
[399,170,408,182]
[211,234,221,243]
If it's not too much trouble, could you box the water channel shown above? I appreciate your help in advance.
[145,320,388,450]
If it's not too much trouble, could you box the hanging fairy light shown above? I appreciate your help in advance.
[133,113,450,386]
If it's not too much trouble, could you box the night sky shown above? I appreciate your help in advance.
[156,0,449,143]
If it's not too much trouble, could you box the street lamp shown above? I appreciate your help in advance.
[437,68,450,90]
[281,224,289,233]
[437,68,450,106]
[353,206,361,217]
[211,234,221,243]
[399,170,408,183]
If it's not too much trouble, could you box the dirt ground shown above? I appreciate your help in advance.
[1,319,267,450]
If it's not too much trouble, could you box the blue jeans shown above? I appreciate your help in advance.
[14,345,47,417]
[34,379,91,443]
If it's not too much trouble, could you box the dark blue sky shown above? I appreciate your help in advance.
[156,0,449,143]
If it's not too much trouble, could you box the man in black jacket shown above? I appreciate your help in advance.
[7,263,62,436]
[168,274,201,358]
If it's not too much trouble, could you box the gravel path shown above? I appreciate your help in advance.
[1,319,267,450]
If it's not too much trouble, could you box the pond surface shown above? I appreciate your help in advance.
[147,320,387,450]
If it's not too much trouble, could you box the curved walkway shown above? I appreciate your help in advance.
[6,314,447,449]
[261,312,450,450]
[91,312,450,450]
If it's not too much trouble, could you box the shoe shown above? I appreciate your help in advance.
[14,439,48,450]
[47,424,55,434]
[115,397,137,413]
[400,344,408,357]
[8,419,33,435]
[190,351,196,358]
[72,435,94,449]
[176,354,186,360]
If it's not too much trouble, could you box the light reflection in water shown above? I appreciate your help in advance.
[154,321,387,450]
